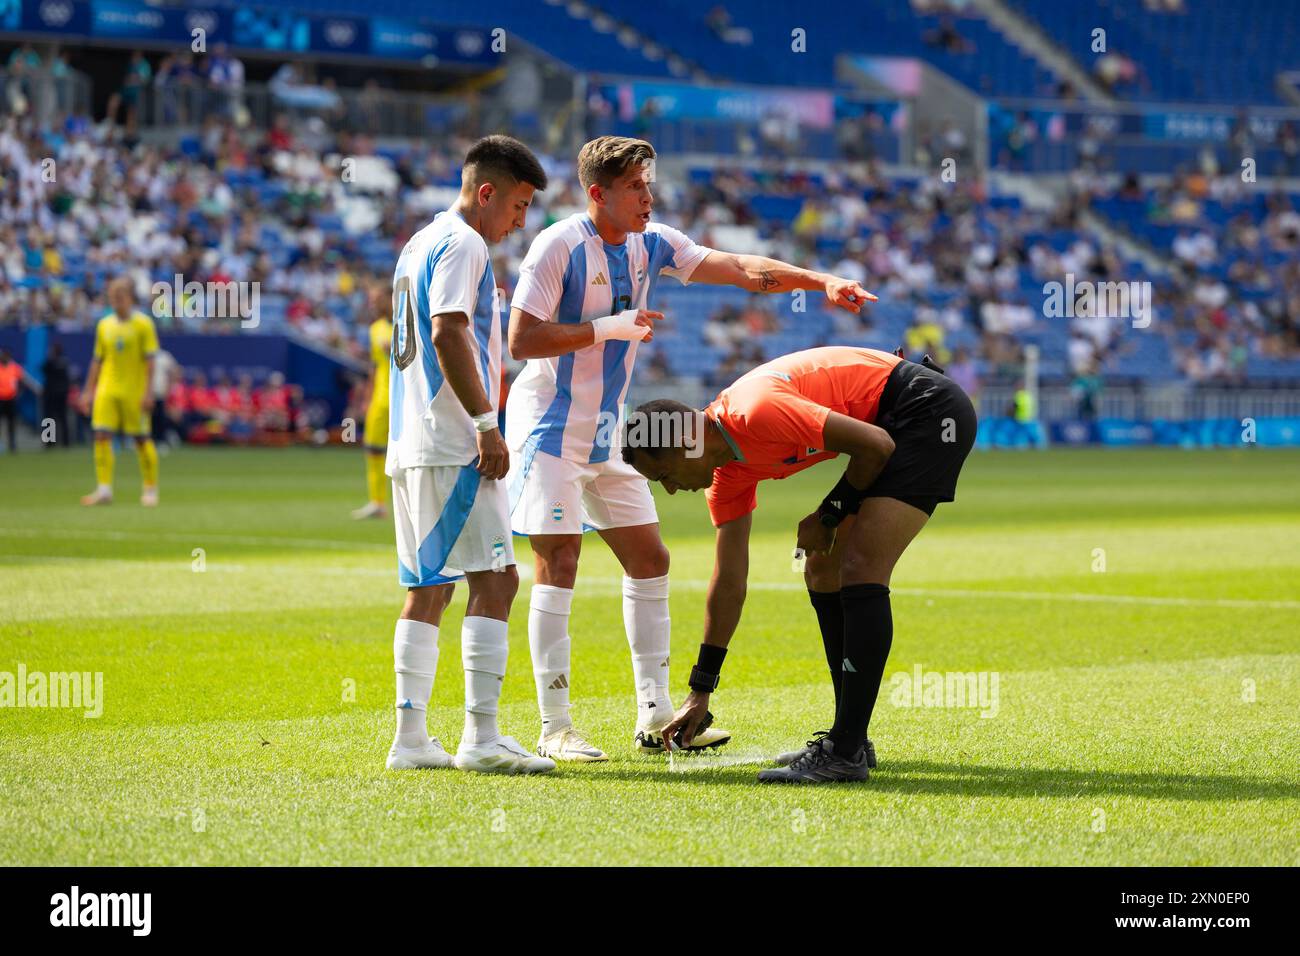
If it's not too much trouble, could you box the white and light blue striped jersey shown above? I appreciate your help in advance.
[504,214,711,463]
[387,210,501,473]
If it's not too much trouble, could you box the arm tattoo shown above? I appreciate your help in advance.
[757,269,779,292]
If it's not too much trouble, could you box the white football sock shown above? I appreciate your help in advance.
[393,618,438,749]
[623,573,673,727]
[529,584,573,734]
[462,615,509,746]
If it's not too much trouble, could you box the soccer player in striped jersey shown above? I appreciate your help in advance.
[352,283,393,520]
[505,136,877,761]
[79,278,161,507]
[623,346,978,783]
[384,135,553,776]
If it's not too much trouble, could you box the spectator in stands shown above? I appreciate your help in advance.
[205,45,245,121]
[1071,357,1102,420]
[1094,50,1137,94]
[155,52,197,125]
[947,346,980,400]
[258,372,291,431]
[906,307,950,361]
[106,51,151,131]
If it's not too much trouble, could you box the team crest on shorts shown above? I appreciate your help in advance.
[551,501,564,522]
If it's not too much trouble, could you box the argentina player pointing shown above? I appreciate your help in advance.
[505,136,879,761]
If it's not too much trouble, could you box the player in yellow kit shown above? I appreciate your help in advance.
[352,285,393,519]
[80,278,161,506]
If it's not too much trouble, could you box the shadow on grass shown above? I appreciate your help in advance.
[573,758,1298,801]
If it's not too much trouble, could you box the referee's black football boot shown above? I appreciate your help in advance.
[773,730,876,769]
[757,737,870,784]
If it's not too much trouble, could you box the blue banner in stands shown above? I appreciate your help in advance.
[10,0,493,65]
[1047,418,1300,448]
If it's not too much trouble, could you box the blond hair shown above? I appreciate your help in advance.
[577,136,656,190]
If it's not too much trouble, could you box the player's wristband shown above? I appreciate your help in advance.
[689,643,727,693]
[817,473,867,528]
[472,410,498,433]
[590,310,645,345]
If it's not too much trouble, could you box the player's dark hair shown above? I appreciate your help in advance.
[620,398,695,464]
[463,135,548,191]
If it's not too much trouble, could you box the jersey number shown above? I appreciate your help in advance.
[392,275,417,371]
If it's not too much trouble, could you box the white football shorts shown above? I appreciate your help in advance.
[506,441,658,536]
[392,464,516,587]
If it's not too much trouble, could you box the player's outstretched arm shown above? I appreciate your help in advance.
[431,310,508,480]
[689,250,878,313]
[662,513,752,749]
[508,306,661,360]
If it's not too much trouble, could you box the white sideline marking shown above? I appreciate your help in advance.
[583,576,1300,611]
[0,527,388,551]
[4,534,1294,610]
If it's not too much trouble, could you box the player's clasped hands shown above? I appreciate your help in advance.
[824,276,878,313]
[475,426,510,480]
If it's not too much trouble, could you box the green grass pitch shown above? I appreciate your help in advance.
[1,444,1297,866]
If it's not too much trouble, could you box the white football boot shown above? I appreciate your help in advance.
[140,486,159,507]
[455,735,556,774]
[80,486,112,506]
[386,737,454,770]
[536,725,608,763]
[351,501,387,520]
[634,714,732,754]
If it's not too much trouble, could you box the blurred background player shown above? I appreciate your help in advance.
[385,135,554,776]
[79,278,161,506]
[352,282,393,520]
[626,346,977,783]
[0,348,39,452]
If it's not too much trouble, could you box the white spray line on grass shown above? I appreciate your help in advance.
[581,576,1300,611]
[665,746,776,772]
[0,527,390,551]
[5,544,1296,611]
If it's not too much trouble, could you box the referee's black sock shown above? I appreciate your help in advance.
[829,583,893,759]
[807,589,844,713]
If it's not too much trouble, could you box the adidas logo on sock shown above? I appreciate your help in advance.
[549,674,569,690]
[842,658,857,673]
[660,657,670,667]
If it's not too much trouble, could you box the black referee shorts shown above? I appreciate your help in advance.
[862,358,978,516]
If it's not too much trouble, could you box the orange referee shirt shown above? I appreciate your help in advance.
[0,362,23,401]
[704,346,902,526]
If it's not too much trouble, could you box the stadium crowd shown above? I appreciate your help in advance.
[2,62,1297,423]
